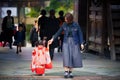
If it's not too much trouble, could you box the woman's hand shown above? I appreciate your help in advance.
[80,44,84,50]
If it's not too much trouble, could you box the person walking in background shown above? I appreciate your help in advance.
[20,18,26,33]
[48,13,84,78]
[30,20,39,47]
[14,24,25,54]
[2,10,14,49]
[57,10,65,52]
[57,10,65,26]
[47,9,60,60]
[21,21,26,47]
[38,9,48,41]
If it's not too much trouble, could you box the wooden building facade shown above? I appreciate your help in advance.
[77,0,120,60]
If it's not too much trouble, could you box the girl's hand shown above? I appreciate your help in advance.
[48,38,53,45]
[47,38,53,49]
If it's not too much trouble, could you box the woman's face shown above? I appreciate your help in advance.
[65,13,73,24]
[65,17,71,24]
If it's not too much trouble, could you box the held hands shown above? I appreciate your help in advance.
[47,38,53,49]
[48,38,53,45]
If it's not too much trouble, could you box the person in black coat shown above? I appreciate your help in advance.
[30,20,39,47]
[57,10,65,52]
[38,9,49,40]
[2,10,14,49]
[46,9,60,60]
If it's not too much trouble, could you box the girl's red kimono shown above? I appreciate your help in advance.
[31,45,52,75]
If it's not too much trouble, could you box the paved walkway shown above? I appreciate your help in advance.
[0,43,120,80]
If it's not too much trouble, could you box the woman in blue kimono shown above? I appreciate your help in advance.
[49,13,84,78]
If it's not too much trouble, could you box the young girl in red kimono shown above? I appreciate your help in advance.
[31,41,52,75]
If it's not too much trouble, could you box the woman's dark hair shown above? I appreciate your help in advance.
[65,13,73,20]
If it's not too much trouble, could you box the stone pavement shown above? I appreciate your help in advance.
[0,43,120,80]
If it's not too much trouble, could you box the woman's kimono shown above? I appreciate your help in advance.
[31,45,52,74]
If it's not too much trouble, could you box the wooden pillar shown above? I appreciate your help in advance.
[78,0,87,41]
[17,2,20,24]
[20,7,26,23]
[73,0,79,22]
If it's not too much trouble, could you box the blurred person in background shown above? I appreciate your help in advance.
[57,10,65,52]
[47,9,60,60]
[30,20,39,47]
[38,9,48,41]
[2,10,14,49]
[14,24,25,54]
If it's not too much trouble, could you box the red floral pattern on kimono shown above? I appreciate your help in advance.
[0,42,3,47]
[31,45,52,74]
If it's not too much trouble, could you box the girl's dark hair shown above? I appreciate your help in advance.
[35,41,43,47]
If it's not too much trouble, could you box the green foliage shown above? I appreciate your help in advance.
[45,0,74,16]
[26,0,74,17]
[26,7,40,17]
[26,24,33,41]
